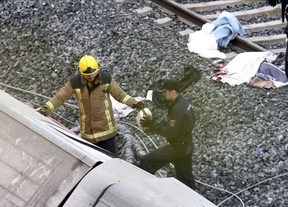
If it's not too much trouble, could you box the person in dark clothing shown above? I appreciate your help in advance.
[139,79,196,190]
[268,1,288,78]
[268,0,288,22]
[284,4,288,78]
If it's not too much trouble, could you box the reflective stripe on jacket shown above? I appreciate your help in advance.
[44,71,136,143]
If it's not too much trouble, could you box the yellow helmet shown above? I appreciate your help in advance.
[78,55,99,75]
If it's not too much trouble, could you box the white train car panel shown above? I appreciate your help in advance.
[0,89,217,207]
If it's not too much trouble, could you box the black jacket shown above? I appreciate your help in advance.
[152,95,196,145]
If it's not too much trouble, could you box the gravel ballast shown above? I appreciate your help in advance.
[1,0,288,207]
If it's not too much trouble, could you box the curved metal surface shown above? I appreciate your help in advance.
[0,89,218,207]
[0,89,111,206]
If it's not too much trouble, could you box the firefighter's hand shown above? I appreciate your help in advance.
[133,101,145,110]
[140,116,154,128]
[38,106,48,116]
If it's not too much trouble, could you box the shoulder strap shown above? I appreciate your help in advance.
[69,74,83,90]
[100,71,112,84]
[100,71,112,93]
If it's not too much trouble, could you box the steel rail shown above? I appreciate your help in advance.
[151,0,266,52]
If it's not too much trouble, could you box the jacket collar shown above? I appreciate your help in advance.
[81,73,101,85]
[168,94,181,113]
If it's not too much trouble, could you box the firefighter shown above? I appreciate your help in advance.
[139,79,196,190]
[39,55,145,154]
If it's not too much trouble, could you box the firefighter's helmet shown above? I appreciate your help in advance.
[78,55,99,75]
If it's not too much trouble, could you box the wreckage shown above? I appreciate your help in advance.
[0,89,217,207]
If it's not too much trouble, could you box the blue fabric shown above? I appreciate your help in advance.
[211,11,246,48]
[256,62,288,82]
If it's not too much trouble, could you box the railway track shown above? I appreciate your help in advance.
[2,1,288,206]
[145,0,287,59]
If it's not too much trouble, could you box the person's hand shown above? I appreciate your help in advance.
[133,101,145,110]
[140,116,154,128]
[38,106,48,116]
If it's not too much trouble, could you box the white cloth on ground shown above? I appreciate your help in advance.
[187,23,226,59]
[212,51,274,85]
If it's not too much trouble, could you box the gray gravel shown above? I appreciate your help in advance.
[1,0,288,207]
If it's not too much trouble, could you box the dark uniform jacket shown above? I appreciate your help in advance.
[151,95,196,145]
[44,71,136,143]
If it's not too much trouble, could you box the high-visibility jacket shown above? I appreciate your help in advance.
[44,71,136,143]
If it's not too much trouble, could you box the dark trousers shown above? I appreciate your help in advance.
[139,144,195,190]
[96,136,117,154]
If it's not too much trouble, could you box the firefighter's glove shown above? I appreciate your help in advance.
[38,106,48,116]
[140,116,154,128]
[133,101,145,110]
